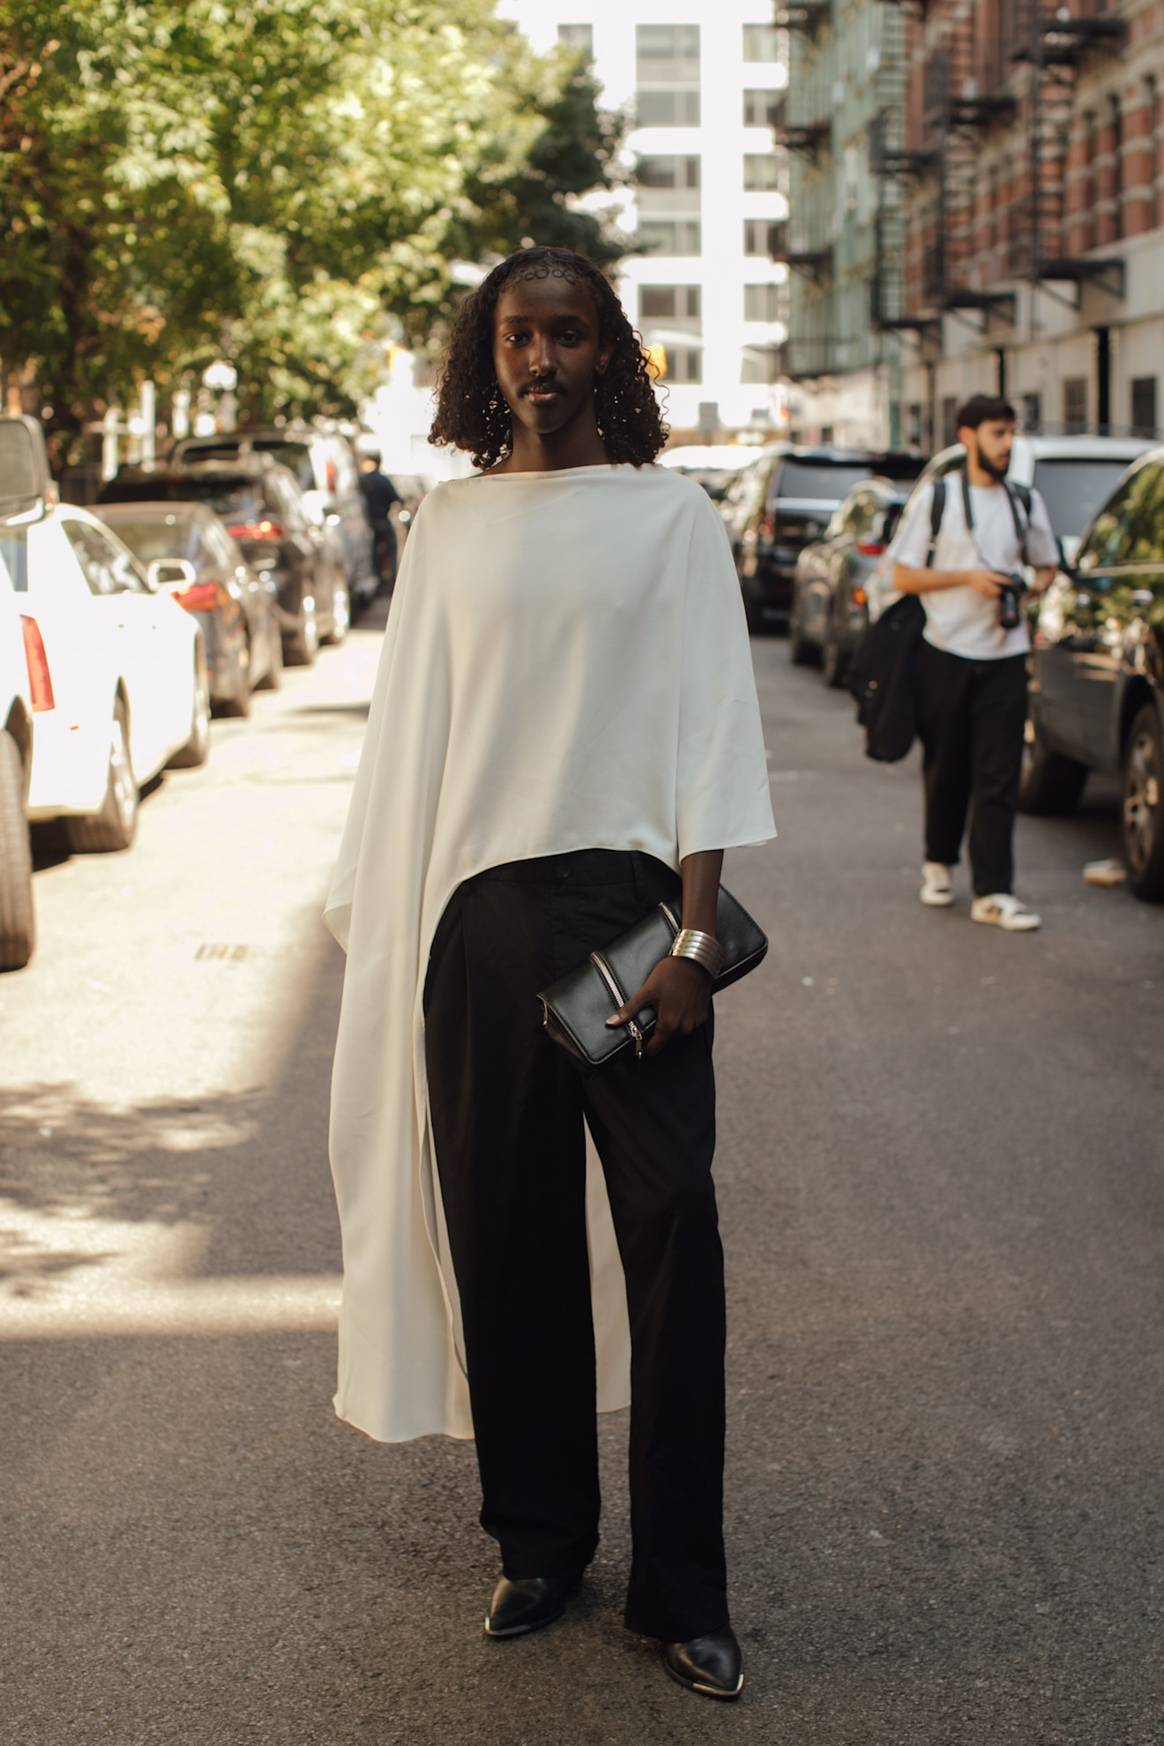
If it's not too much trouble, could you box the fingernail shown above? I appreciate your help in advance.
[605,1015,621,1026]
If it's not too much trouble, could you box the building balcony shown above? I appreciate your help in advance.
[774,116,829,159]
[776,1,830,39]
[776,338,849,381]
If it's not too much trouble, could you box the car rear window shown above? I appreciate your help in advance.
[102,475,266,523]
[247,441,315,491]
[1032,458,1138,540]
[777,461,874,501]
[98,513,202,565]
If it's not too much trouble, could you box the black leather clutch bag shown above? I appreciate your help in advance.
[538,887,767,1068]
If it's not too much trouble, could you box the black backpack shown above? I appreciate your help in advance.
[844,474,1033,763]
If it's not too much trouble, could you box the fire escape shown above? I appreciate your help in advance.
[923,1,1018,321]
[870,0,939,340]
[1008,0,1127,297]
[770,1,842,378]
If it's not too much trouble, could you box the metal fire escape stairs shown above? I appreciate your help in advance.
[1010,0,1127,303]
[928,0,1019,325]
[871,0,940,341]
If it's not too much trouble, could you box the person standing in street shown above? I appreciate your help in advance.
[324,247,775,1700]
[890,395,1059,930]
[356,447,401,591]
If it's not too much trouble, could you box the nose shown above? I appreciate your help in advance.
[530,333,555,376]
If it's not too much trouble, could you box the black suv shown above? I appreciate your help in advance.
[99,457,346,665]
[734,446,923,631]
[1023,448,1164,901]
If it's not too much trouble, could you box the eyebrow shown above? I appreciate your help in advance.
[496,310,592,326]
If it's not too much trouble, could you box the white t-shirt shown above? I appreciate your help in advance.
[889,476,1059,660]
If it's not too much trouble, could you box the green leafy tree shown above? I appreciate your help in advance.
[0,2,630,458]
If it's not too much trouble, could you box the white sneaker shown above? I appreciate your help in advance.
[970,893,1042,932]
[920,862,955,907]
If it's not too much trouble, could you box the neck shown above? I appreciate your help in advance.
[501,409,609,474]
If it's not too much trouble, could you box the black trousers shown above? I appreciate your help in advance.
[914,640,1028,897]
[423,849,728,1642]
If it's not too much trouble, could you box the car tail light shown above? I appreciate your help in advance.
[852,586,868,608]
[172,580,223,613]
[857,540,886,557]
[325,459,338,494]
[227,520,285,542]
[20,615,55,711]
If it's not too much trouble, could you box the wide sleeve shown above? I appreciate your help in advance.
[675,488,777,862]
[323,499,429,951]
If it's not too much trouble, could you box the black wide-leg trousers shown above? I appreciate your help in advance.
[915,640,1029,897]
[422,848,729,1643]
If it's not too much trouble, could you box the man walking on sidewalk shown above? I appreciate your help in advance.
[890,395,1059,930]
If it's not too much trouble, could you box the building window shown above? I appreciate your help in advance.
[665,346,703,384]
[743,218,783,255]
[558,24,593,54]
[1022,391,1042,434]
[743,88,780,128]
[1131,377,1158,439]
[741,346,780,385]
[743,153,782,192]
[744,283,782,321]
[1083,111,1098,251]
[641,284,701,320]
[638,154,701,190]
[743,23,781,62]
[640,219,702,255]
[636,24,700,83]
[637,88,701,126]
[906,402,924,447]
[1064,376,1088,434]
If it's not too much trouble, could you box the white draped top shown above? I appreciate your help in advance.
[324,462,776,1443]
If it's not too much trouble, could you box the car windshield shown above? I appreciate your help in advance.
[1032,458,1138,540]
[778,461,873,501]
[0,529,28,593]
[99,513,201,564]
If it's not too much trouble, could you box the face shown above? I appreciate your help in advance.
[963,418,1015,479]
[492,274,610,445]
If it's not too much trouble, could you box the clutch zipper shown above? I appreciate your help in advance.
[589,949,646,1061]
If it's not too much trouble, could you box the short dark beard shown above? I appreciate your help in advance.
[978,449,1010,482]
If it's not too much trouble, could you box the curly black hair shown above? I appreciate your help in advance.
[429,246,668,471]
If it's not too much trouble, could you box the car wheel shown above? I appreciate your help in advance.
[219,639,253,718]
[822,620,847,689]
[323,581,350,646]
[787,605,816,667]
[1017,716,1088,814]
[1122,704,1164,902]
[285,598,318,666]
[0,728,35,971]
[256,619,283,691]
[168,653,212,768]
[68,696,138,853]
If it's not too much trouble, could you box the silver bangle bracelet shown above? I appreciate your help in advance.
[670,928,725,979]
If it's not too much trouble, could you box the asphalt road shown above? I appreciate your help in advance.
[2,597,1162,1746]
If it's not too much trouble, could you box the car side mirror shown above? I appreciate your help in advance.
[147,557,196,592]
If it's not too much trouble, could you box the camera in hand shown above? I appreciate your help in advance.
[997,571,1027,631]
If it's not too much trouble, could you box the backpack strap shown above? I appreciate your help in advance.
[1003,481,1031,567]
[926,478,946,566]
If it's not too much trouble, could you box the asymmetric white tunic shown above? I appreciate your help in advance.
[324,462,776,1444]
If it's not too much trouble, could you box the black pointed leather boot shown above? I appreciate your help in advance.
[483,1572,581,1639]
[663,1628,744,1699]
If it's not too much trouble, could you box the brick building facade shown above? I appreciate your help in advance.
[780,0,1164,448]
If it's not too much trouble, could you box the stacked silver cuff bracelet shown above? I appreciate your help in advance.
[669,928,725,979]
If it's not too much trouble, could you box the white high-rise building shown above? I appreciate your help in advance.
[498,2,789,437]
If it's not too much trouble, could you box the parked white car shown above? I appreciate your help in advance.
[0,417,210,860]
[868,433,1153,619]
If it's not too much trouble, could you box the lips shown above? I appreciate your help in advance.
[524,385,563,401]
